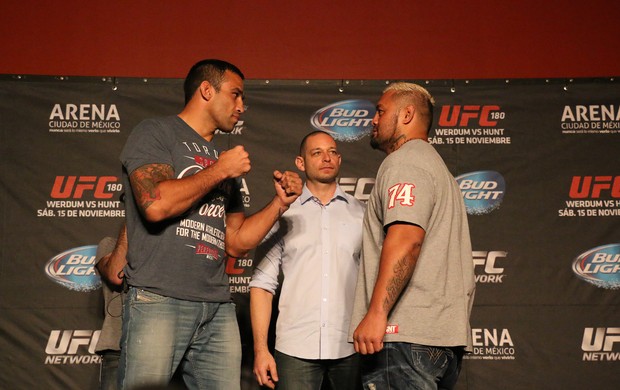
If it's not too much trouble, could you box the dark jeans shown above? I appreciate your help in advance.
[274,350,362,390]
[360,343,463,390]
[99,350,120,390]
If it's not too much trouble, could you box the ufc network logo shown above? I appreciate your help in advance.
[50,176,117,199]
[569,176,620,199]
[582,328,620,352]
[473,251,507,274]
[45,330,101,355]
[438,105,502,127]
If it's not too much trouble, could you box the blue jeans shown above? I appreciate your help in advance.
[118,288,241,390]
[360,343,463,390]
[274,350,362,390]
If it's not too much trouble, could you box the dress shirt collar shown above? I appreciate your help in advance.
[299,183,349,206]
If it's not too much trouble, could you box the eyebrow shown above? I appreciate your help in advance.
[310,147,338,152]
[231,87,245,97]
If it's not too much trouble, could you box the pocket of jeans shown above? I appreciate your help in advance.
[410,344,451,372]
[134,289,169,304]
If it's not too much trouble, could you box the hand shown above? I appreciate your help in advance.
[353,311,388,355]
[253,350,279,389]
[273,170,302,207]
[216,145,251,179]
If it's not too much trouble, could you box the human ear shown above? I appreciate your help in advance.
[295,156,306,172]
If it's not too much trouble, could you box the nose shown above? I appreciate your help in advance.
[371,112,379,126]
[237,99,246,114]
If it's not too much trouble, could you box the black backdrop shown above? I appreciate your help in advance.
[0,76,618,389]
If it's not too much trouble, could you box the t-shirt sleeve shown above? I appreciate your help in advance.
[95,237,117,265]
[120,119,173,175]
[378,164,434,231]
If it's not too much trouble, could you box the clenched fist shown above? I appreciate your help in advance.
[217,145,251,179]
[273,170,302,207]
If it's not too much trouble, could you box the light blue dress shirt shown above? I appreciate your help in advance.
[250,184,365,359]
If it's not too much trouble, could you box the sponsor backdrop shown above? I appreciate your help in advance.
[0,75,618,389]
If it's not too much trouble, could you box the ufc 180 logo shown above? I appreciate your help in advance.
[387,183,416,209]
[50,176,120,199]
[438,105,504,127]
[569,176,620,199]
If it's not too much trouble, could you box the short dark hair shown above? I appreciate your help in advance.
[183,59,245,105]
[299,130,334,156]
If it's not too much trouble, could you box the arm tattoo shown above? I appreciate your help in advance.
[130,164,174,211]
[383,254,415,313]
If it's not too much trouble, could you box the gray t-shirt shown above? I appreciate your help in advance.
[94,237,122,353]
[120,116,244,302]
[350,140,475,350]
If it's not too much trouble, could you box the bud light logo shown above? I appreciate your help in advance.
[310,100,374,141]
[456,171,506,215]
[572,244,620,289]
[45,246,101,292]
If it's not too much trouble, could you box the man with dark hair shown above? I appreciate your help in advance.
[118,59,302,389]
[250,131,365,390]
[182,59,245,104]
[350,82,475,389]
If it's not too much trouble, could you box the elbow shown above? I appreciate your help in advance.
[142,204,170,223]
[108,275,124,287]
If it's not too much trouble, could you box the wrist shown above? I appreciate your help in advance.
[272,196,290,214]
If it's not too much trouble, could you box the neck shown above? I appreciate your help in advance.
[387,135,426,154]
[178,106,216,142]
[306,180,337,205]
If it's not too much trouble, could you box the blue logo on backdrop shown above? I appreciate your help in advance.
[456,171,506,215]
[310,99,374,141]
[572,244,620,289]
[45,245,101,292]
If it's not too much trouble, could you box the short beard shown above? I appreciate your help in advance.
[370,137,381,150]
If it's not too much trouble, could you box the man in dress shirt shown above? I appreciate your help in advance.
[250,131,365,390]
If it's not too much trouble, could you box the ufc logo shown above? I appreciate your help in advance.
[438,105,501,127]
[45,330,101,355]
[339,177,375,202]
[569,176,620,199]
[387,183,416,209]
[472,251,507,274]
[50,176,117,199]
[582,328,620,352]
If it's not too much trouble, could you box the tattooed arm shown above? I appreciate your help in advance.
[353,223,425,355]
[129,145,251,222]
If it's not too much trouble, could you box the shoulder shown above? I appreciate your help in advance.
[338,189,366,215]
[131,116,175,137]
